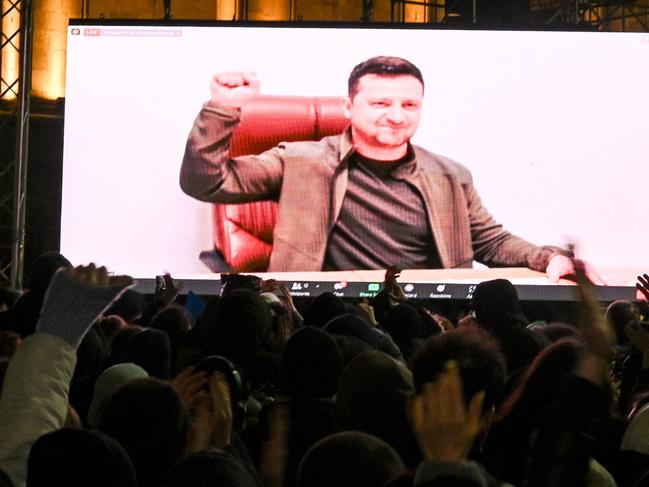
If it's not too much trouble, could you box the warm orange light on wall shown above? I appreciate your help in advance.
[1,0,20,101]
[246,0,291,20]
[216,0,291,21]
[216,0,240,20]
[395,0,445,23]
[404,0,447,23]
[404,4,428,22]
[32,0,80,100]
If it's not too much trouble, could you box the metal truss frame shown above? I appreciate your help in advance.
[0,0,32,288]
[529,0,649,30]
[389,0,649,29]
[580,1,649,31]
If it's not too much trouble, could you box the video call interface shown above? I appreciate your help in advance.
[62,22,649,299]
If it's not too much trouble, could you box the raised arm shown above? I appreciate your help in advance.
[0,265,132,487]
[180,72,284,203]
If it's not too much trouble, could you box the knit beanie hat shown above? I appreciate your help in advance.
[87,362,149,428]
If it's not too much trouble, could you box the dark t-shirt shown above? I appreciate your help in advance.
[322,150,441,271]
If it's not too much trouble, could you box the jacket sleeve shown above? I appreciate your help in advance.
[464,181,564,272]
[0,334,77,487]
[180,104,284,204]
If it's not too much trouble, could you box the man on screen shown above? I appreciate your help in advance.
[180,56,573,280]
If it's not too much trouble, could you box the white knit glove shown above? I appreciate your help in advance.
[36,264,134,348]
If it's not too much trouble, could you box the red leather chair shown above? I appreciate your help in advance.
[210,95,349,272]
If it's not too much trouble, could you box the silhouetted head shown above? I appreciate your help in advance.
[534,322,581,343]
[497,338,586,421]
[411,328,507,415]
[304,292,351,328]
[297,431,405,487]
[325,313,402,359]
[87,363,149,428]
[104,289,146,323]
[127,328,172,379]
[280,327,344,399]
[99,378,188,487]
[162,450,256,487]
[472,279,526,331]
[27,428,136,487]
[606,300,641,346]
[334,351,413,448]
[151,305,192,343]
[208,289,273,361]
[381,303,432,359]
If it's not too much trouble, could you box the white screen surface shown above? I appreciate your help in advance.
[62,23,649,285]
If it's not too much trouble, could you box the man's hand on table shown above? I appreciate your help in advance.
[545,254,604,285]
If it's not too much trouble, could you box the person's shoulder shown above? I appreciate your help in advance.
[412,145,473,182]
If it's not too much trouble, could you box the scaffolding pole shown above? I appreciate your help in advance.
[530,0,649,30]
[389,0,649,28]
[0,0,32,288]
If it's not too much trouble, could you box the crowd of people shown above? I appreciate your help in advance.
[0,251,649,487]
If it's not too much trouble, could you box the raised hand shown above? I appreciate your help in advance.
[68,264,132,288]
[209,72,260,108]
[262,279,301,351]
[169,367,207,410]
[637,274,649,301]
[458,313,478,329]
[572,258,613,385]
[432,312,455,332]
[411,360,485,463]
[384,266,405,301]
[262,279,296,313]
[187,372,233,453]
[356,301,378,327]
[546,254,605,285]
[156,273,183,305]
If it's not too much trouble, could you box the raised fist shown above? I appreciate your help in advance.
[209,72,260,108]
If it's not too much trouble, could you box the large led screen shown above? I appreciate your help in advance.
[62,22,649,297]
